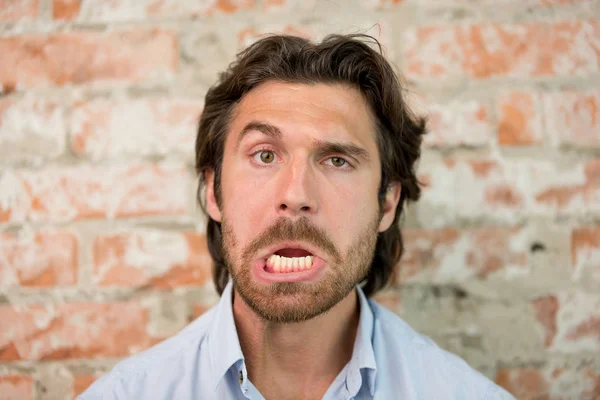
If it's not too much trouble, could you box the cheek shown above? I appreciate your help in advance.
[327,171,379,207]
[322,182,378,237]
[221,174,269,236]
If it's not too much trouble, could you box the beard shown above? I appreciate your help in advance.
[221,214,380,324]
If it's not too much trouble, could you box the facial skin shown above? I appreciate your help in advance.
[205,81,400,323]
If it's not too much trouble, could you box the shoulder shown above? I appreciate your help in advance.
[78,307,217,399]
[369,300,515,399]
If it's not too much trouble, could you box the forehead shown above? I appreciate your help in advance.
[228,81,378,149]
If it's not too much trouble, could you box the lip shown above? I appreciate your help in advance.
[256,241,324,261]
[253,256,326,283]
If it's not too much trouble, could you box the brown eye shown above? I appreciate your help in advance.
[330,157,346,167]
[259,150,275,163]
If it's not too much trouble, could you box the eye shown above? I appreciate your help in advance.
[325,156,349,168]
[251,150,352,169]
[253,150,276,164]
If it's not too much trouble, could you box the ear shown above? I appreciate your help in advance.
[378,182,401,232]
[204,169,222,223]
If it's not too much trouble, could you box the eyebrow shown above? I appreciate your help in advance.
[235,121,282,151]
[235,120,372,164]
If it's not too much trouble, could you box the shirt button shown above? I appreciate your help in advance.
[239,370,244,384]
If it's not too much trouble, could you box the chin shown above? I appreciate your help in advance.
[234,279,353,324]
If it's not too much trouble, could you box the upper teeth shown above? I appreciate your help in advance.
[267,254,313,273]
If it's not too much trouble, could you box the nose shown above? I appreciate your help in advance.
[275,157,318,216]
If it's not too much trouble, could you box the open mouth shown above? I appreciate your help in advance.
[264,248,314,274]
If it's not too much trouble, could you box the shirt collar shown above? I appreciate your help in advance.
[207,281,245,390]
[207,281,378,395]
[349,284,377,396]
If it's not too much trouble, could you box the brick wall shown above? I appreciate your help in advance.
[0,0,599,399]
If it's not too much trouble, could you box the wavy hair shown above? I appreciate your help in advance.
[195,34,426,297]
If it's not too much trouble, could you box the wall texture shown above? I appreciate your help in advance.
[0,0,599,399]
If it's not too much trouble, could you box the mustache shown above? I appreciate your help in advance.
[241,216,341,263]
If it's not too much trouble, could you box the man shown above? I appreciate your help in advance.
[80,34,515,399]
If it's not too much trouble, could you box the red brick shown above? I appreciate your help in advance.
[405,21,600,79]
[419,160,526,223]
[544,90,600,148]
[532,292,600,352]
[419,98,492,148]
[496,367,600,400]
[237,22,390,55]
[0,95,66,161]
[0,375,34,400]
[238,25,314,48]
[53,0,254,20]
[213,0,255,13]
[532,296,559,347]
[468,160,496,177]
[192,304,211,319]
[0,302,155,360]
[262,0,313,10]
[72,374,98,399]
[70,98,202,160]
[534,159,600,213]
[0,164,188,223]
[0,0,38,21]
[572,227,600,280]
[52,0,80,20]
[495,368,548,399]
[93,231,211,288]
[360,0,404,9]
[538,0,591,5]
[398,227,527,284]
[263,0,284,9]
[0,30,177,91]
[498,92,543,146]
[399,228,459,282]
[262,0,294,11]
[0,231,77,288]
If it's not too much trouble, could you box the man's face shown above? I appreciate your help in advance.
[205,81,400,323]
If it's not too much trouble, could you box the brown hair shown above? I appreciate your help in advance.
[195,34,426,297]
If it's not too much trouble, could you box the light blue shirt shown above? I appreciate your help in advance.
[80,282,515,399]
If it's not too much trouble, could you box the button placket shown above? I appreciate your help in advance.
[238,363,250,396]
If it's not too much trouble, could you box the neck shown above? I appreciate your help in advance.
[232,288,360,400]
